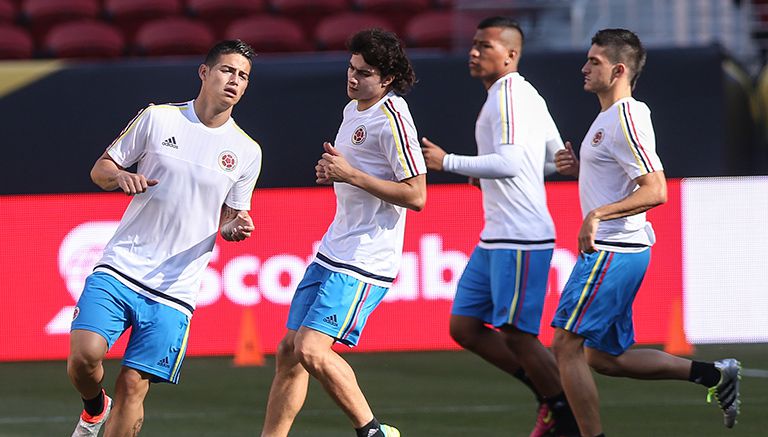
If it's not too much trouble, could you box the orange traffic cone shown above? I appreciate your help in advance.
[664,297,695,356]
[234,307,265,366]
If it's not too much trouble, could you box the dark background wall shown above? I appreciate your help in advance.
[0,45,760,195]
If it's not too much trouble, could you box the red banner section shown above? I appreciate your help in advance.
[0,181,682,361]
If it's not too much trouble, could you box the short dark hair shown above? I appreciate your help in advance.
[204,40,255,67]
[477,16,525,45]
[347,28,416,95]
[591,29,646,89]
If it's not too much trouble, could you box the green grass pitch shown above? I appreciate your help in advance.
[0,344,765,436]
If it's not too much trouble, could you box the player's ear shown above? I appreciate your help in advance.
[381,75,394,88]
[198,64,208,81]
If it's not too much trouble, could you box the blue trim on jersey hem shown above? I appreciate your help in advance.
[94,264,195,314]
[315,253,395,283]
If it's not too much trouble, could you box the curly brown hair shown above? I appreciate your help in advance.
[347,28,416,95]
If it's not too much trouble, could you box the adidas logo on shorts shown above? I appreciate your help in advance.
[322,314,338,327]
[156,356,170,368]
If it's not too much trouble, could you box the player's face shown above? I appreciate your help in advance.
[582,44,617,94]
[347,53,391,110]
[200,53,251,106]
[468,27,510,84]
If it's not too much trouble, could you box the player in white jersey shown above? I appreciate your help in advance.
[421,16,579,437]
[262,29,425,437]
[551,29,741,437]
[67,40,261,437]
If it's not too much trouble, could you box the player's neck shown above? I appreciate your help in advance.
[597,85,632,111]
[193,97,233,128]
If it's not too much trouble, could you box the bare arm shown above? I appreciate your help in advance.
[219,204,255,242]
[90,151,158,194]
[316,142,426,211]
[578,170,667,252]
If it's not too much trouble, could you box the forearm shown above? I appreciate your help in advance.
[90,156,125,191]
[443,145,522,179]
[590,179,667,221]
[347,171,426,211]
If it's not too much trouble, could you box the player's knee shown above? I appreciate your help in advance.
[551,330,578,362]
[115,369,150,403]
[449,319,479,349]
[294,342,326,373]
[67,349,101,378]
[275,337,297,361]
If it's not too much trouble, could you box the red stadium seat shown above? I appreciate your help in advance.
[315,12,392,51]
[354,0,430,33]
[187,0,266,36]
[105,0,182,41]
[44,20,124,59]
[226,15,311,53]
[22,0,100,44]
[404,10,476,50]
[270,0,350,35]
[0,24,33,59]
[134,17,214,57]
[0,0,16,23]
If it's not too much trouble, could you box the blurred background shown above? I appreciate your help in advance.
[0,0,766,435]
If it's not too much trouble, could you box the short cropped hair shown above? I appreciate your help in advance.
[477,16,525,45]
[591,29,647,89]
[347,28,416,95]
[204,40,255,67]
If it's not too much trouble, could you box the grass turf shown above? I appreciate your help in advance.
[0,344,765,436]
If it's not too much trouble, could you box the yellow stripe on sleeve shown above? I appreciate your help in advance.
[381,106,412,178]
[618,105,645,172]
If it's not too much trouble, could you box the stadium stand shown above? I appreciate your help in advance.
[134,17,214,56]
[315,12,392,50]
[270,0,350,36]
[21,0,100,45]
[187,0,266,37]
[0,0,15,23]
[105,0,182,41]
[226,15,311,53]
[404,10,475,49]
[354,0,430,33]
[44,20,125,59]
[0,24,33,59]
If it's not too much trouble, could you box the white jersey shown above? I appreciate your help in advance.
[95,100,262,316]
[315,92,426,287]
[476,72,562,250]
[579,97,664,252]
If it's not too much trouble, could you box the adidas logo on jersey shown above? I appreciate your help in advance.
[156,356,170,368]
[322,314,338,327]
[161,136,178,149]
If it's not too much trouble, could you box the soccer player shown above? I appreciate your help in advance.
[260,28,425,437]
[67,40,262,437]
[421,16,580,437]
[551,28,741,437]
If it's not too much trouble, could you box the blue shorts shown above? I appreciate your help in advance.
[551,249,650,355]
[71,272,191,384]
[286,263,389,347]
[451,247,553,334]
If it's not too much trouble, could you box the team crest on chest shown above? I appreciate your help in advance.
[591,128,605,147]
[219,150,238,171]
[351,125,367,145]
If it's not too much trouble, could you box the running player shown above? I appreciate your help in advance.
[421,16,579,437]
[261,28,425,437]
[68,40,262,437]
[551,28,741,437]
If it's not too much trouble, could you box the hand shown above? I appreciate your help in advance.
[223,211,255,242]
[555,141,579,178]
[317,142,356,184]
[421,137,447,171]
[115,170,158,195]
[577,211,599,253]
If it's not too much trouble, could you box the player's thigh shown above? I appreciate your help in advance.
[71,272,133,352]
[451,246,493,321]
[286,263,329,331]
[488,248,552,333]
